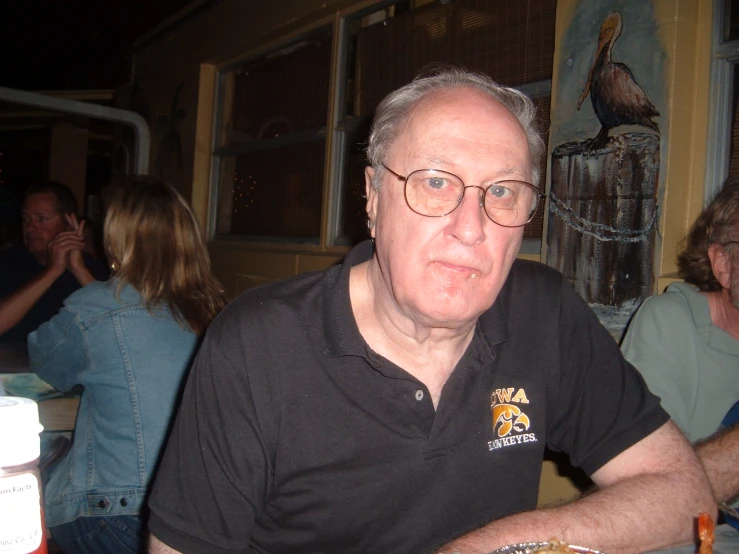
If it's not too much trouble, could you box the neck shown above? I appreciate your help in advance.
[350,260,476,406]
[706,290,739,341]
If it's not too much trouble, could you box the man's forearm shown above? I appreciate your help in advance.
[696,423,739,504]
[69,264,96,287]
[0,269,61,335]
[148,535,182,554]
[438,471,713,554]
[437,423,715,554]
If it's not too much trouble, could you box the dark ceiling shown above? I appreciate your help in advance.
[0,0,196,91]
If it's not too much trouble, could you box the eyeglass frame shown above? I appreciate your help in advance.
[380,164,546,228]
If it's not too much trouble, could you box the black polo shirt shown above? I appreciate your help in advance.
[148,240,667,554]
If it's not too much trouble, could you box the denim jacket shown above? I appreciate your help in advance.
[28,280,198,527]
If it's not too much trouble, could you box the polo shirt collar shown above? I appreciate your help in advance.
[669,281,739,356]
[322,240,509,367]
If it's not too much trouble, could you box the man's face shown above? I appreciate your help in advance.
[22,193,66,257]
[365,87,532,328]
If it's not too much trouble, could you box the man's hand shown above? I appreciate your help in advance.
[46,229,85,278]
[64,214,87,273]
[696,422,739,504]
[47,214,96,286]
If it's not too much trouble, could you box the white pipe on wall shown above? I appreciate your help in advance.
[0,86,150,175]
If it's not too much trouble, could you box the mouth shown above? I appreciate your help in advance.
[435,260,483,278]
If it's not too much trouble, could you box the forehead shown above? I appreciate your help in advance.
[23,193,60,214]
[392,87,530,167]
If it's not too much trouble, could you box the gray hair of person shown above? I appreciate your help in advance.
[677,176,739,291]
[366,67,545,190]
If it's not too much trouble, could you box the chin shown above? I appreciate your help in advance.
[413,294,487,327]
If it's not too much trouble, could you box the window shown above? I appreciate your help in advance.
[213,25,333,243]
[706,0,739,201]
[211,0,556,247]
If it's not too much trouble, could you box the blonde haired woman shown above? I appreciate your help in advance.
[29,176,227,554]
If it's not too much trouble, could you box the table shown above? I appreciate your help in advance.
[37,397,80,432]
[1,342,80,432]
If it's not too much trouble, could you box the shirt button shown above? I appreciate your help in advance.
[120,498,128,507]
[415,390,424,401]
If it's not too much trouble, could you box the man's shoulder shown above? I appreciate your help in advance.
[504,258,566,299]
[510,258,564,280]
[0,246,40,292]
[636,283,697,324]
[0,245,37,270]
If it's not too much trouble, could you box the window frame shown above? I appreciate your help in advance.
[207,19,336,245]
[705,0,739,203]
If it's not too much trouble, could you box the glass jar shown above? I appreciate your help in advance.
[0,397,47,554]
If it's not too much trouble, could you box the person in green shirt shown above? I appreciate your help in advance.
[622,177,739,553]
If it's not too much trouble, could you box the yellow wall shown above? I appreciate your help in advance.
[134,0,715,506]
[654,0,713,284]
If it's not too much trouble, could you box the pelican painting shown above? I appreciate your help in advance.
[577,11,659,151]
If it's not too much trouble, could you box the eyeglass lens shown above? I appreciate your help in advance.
[403,169,539,227]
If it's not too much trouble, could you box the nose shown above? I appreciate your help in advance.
[446,187,486,245]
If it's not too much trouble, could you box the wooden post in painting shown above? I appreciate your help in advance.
[547,132,659,307]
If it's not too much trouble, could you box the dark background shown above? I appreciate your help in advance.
[0,0,196,91]
[0,0,196,244]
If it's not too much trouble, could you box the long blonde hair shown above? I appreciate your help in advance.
[103,176,227,334]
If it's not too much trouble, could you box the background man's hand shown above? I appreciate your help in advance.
[46,231,85,277]
[64,214,87,273]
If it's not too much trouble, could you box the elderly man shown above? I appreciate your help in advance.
[0,181,107,343]
[622,178,739,553]
[148,68,714,554]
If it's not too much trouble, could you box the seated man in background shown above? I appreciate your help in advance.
[148,68,715,554]
[0,181,108,343]
[622,177,739,553]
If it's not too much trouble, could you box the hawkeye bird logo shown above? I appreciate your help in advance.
[492,404,530,437]
[488,387,537,451]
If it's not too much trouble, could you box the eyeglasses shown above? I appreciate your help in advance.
[381,164,545,228]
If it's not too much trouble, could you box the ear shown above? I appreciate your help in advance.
[365,166,379,239]
[708,243,732,289]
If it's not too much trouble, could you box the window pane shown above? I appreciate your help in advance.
[216,140,325,241]
[213,25,332,242]
[350,0,555,118]
[525,94,551,238]
[725,0,739,42]
[728,63,739,178]
[340,120,375,246]
[219,28,332,147]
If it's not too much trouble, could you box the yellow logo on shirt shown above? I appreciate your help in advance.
[488,388,537,451]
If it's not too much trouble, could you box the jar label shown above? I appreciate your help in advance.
[0,473,44,553]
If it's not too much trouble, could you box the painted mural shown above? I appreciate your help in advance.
[545,2,665,335]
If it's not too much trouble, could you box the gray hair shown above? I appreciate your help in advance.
[366,67,545,190]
